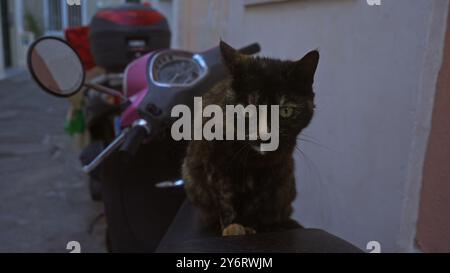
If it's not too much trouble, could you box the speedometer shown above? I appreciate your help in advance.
[150,51,207,87]
[158,59,200,84]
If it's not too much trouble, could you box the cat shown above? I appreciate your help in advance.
[182,41,319,236]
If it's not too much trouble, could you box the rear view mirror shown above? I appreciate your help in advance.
[27,37,85,97]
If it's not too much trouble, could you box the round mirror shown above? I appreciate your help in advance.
[27,37,85,97]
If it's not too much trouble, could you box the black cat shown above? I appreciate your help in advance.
[183,41,319,236]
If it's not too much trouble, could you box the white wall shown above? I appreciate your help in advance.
[151,0,174,31]
[171,0,449,252]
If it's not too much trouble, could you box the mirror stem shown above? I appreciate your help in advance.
[84,83,128,102]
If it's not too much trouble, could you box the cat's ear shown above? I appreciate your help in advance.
[220,40,247,72]
[293,50,320,83]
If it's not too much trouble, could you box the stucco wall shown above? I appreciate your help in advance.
[171,0,449,252]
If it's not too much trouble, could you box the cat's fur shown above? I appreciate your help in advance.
[182,41,319,236]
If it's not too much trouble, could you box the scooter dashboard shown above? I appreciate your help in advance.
[149,51,208,88]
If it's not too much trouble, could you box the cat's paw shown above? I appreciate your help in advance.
[244,227,257,235]
[222,224,246,236]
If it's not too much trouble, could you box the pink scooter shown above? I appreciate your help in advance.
[28,37,361,253]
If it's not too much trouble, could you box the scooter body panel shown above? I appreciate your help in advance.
[124,53,154,97]
[120,89,147,128]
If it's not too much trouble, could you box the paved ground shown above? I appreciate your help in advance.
[0,72,106,253]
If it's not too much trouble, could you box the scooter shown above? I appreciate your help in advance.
[27,37,362,253]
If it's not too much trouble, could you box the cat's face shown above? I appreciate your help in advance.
[220,41,319,154]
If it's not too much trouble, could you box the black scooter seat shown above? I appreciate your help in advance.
[157,202,363,253]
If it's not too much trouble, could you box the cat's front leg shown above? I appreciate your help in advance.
[218,180,246,236]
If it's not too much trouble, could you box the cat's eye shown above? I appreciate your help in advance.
[280,106,295,118]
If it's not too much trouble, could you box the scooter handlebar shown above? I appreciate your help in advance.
[120,119,151,158]
[82,122,149,173]
[120,125,149,160]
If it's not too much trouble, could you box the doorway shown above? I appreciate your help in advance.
[0,0,11,68]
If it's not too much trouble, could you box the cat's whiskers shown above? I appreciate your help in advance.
[297,137,330,150]
[298,132,319,141]
[294,145,324,185]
